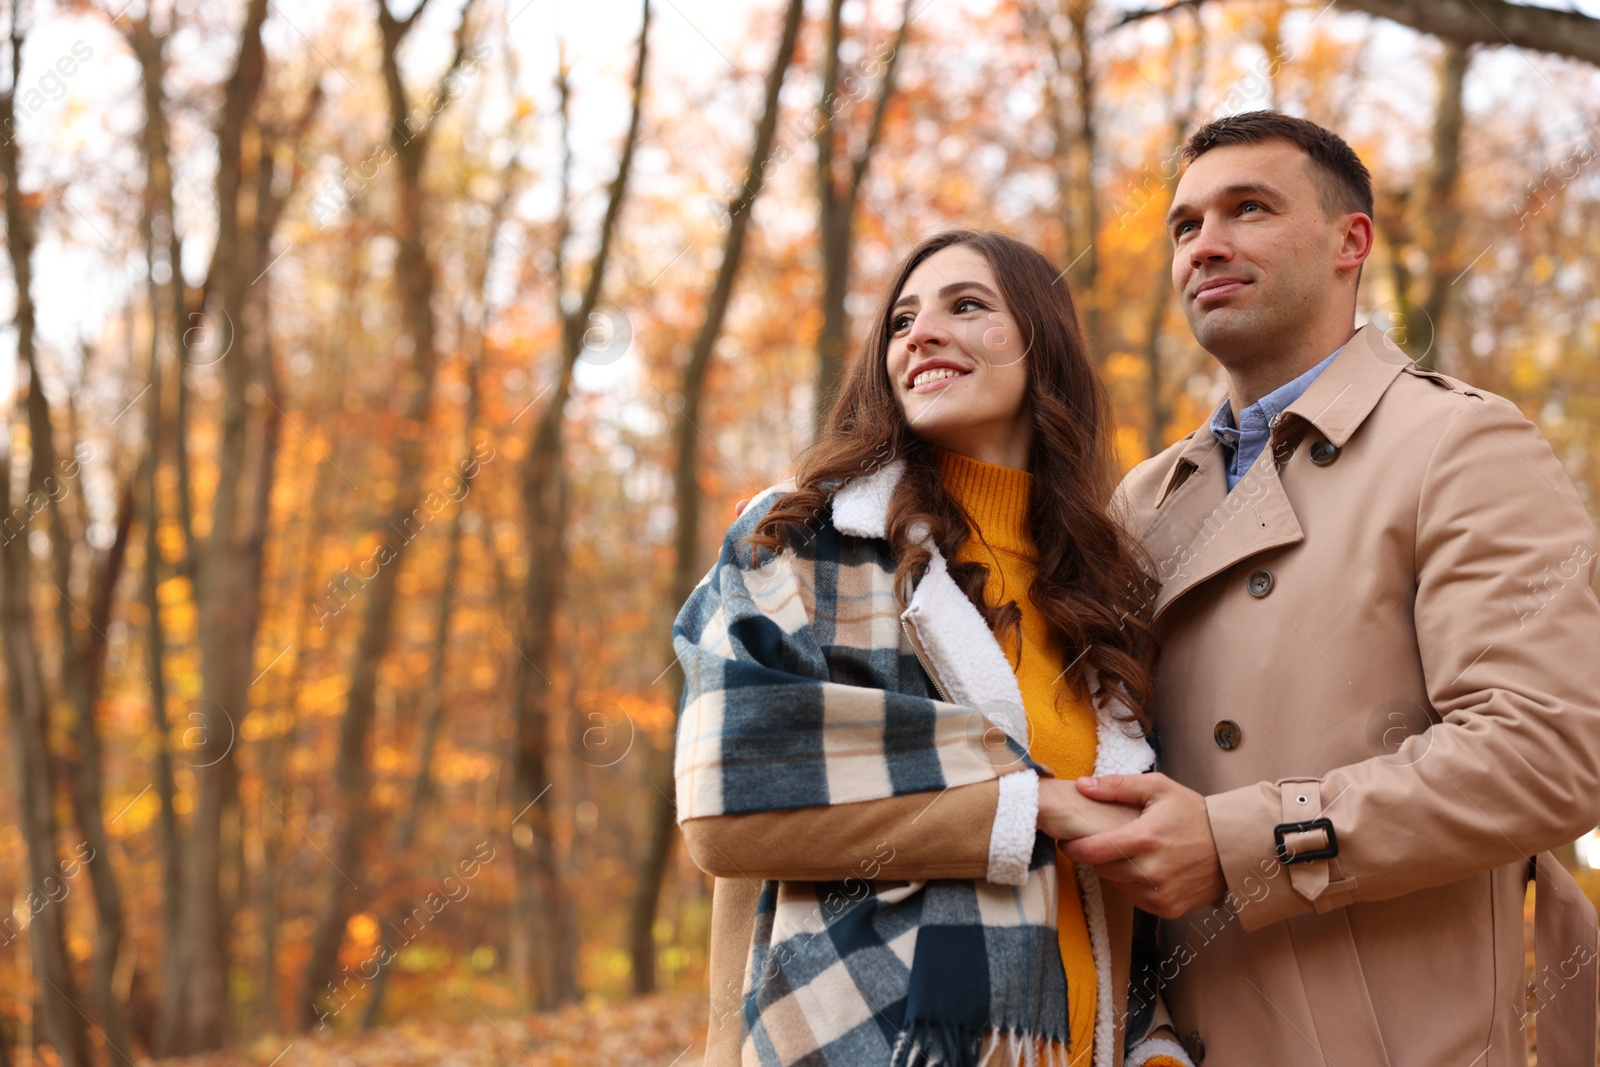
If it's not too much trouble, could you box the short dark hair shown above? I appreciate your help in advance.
[1183,111,1373,221]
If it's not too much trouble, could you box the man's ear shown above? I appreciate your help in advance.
[1335,212,1375,275]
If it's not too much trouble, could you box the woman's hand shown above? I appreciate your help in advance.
[1036,777,1140,841]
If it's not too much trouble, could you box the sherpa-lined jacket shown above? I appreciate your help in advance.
[674,457,1192,1067]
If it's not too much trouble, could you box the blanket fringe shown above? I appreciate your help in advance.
[890,1025,1074,1067]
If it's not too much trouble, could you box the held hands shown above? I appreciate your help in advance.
[748,472,1226,919]
[1057,773,1228,920]
[1036,778,1140,841]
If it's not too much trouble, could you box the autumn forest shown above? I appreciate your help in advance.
[2,0,1600,1063]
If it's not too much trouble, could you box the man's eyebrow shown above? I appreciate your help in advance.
[891,280,1000,311]
[1166,181,1286,226]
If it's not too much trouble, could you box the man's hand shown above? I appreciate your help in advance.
[1058,772,1227,919]
[1036,778,1139,841]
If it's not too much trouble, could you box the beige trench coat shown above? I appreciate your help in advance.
[1117,322,1600,1065]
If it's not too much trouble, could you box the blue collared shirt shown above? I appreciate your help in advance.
[1209,349,1341,490]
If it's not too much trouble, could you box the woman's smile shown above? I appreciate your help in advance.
[910,364,971,392]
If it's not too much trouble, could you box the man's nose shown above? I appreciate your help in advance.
[1187,220,1233,267]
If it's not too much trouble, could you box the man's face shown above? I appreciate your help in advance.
[1167,140,1354,360]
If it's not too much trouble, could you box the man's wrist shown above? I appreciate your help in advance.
[1206,781,1320,930]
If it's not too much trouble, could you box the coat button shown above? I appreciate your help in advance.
[1214,720,1242,750]
[1182,1031,1206,1062]
[1310,439,1340,465]
[1247,569,1274,597]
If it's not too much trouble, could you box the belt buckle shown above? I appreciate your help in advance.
[1273,817,1338,865]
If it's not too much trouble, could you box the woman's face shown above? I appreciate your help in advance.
[885,245,1032,469]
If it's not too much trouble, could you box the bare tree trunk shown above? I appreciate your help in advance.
[253,251,355,1034]
[220,93,319,1046]
[1141,13,1204,459]
[1376,41,1469,371]
[1066,0,1101,354]
[296,0,479,1030]
[55,476,138,1067]
[1411,40,1470,370]
[124,5,193,568]
[0,526,90,1067]
[0,7,91,1063]
[251,482,322,1032]
[156,0,272,1051]
[25,207,138,1067]
[630,0,807,999]
[1032,0,1103,356]
[1140,292,1173,459]
[356,484,472,1027]
[507,0,650,1009]
[362,175,509,1028]
[6,24,188,1061]
[227,196,286,1047]
[124,26,190,1027]
[812,0,912,431]
[129,8,201,584]
[138,407,183,1011]
[1033,6,1073,263]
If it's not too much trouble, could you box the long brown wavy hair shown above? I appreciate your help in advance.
[745,229,1159,729]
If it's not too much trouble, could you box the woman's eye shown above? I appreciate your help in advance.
[954,297,985,314]
[890,313,913,333]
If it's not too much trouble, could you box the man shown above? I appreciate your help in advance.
[1058,110,1600,1064]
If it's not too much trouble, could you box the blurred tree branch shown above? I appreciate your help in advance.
[1117,0,1600,65]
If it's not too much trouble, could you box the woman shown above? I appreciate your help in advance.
[673,230,1191,1067]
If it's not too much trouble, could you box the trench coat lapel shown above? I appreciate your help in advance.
[1281,323,1413,449]
[1138,324,1407,621]
[1140,432,1304,620]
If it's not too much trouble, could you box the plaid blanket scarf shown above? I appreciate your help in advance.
[674,458,1174,1067]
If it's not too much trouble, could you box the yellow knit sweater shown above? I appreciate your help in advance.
[934,446,1100,1064]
